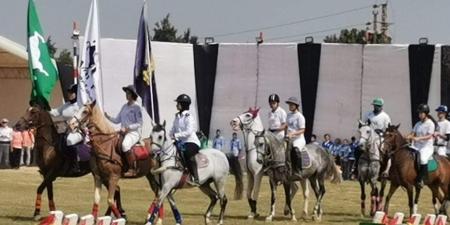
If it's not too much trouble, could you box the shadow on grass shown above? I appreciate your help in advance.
[0,215,34,222]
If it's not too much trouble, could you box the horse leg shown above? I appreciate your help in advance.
[91,176,102,219]
[284,181,298,216]
[146,174,164,225]
[383,183,399,215]
[309,176,321,221]
[430,185,440,215]
[315,177,327,221]
[378,179,387,211]
[250,172,263,219]
[147,181,175,225]
[167,194,182,225]
[413,185,421,215]
[283,181,296,222]
[214,177,228,225]
[246,172,256,219]
[33,180,47,220]
[199,183,219,225]
[359,179,366,218]
[438,184,449,215]
[407,185,414,216]
[300,179,310,218]
[266,179,277,222]
[47,182,56,211]
[107,176,122,218]
[369,181,378,217]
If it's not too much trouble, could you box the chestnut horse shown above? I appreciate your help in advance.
[16,105,125,220]
[71,102,177,223]
[382,124,450,216]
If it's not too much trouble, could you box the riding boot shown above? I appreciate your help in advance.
[416,164,428,189]
[294,148,302,173]
[124,151,137,177]
[188,157,200,186]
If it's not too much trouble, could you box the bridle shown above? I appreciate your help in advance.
[236,113,262,153]
[255,132,273,164]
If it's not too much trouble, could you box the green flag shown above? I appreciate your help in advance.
[27,0,58,108]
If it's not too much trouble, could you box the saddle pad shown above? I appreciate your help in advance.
[195,153,209,168]
[77,144,91,162]
[428,159,438,172]
[132,145,149,161]
[300,150,311,169]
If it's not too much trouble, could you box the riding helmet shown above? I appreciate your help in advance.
[268,94,280,103]
[175,94,191,105]
[417,104,430,114]
[435,105,449,113]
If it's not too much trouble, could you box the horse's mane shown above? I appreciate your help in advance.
[90,104,116,134]
[264,131,286,163]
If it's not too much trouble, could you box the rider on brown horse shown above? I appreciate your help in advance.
[170,94,201,185]
[104,85,143,177]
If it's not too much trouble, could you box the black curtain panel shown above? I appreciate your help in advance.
[441,46,450,108]
[193,44,219,138]
[297,43,321,143]
[408,44,435,125]
[57,63,75,102]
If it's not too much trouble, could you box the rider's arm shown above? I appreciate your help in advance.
[106,106,123,124]
[49,104,64,118]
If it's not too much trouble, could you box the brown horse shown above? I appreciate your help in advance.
[71,102,173,222]
[16,105,125,220]
[382,124,450,216]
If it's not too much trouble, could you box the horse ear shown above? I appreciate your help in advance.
[358,120,364,128]
[395,123,401,130]
[162,120,166,128]
[261,130,265,136]
[367,119,371,126]
[91,100,97,107]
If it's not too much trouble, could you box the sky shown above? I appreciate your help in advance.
[1,0,450,51]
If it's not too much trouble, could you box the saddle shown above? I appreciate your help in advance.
[290,146,312,170]
[409,148,439,173]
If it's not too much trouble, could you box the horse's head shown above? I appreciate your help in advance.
[357,120,372,151]
[149,120,168,154]
[16,105,48,131]
[382,123,401,154]
[70,102,95,130]
[230,107,260,131]
[254,130,270,164]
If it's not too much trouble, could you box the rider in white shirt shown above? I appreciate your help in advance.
[363,97,391,131]
[434,105,450,156]
[170,94,201,185]
[267,94,287,140]
[408,104,436,188]
[105,85,143,177]
[285,96,306,173]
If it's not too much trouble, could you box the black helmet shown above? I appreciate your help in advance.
[268,93,280,103]
[175,94,191,105]
[417,104,430,114]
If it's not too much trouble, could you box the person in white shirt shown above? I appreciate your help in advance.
[49,84,83,146]
[363,97,391,131]
[0,118,13,168]
[268,93,287,140]
[434,105,450,156]
[407,104,435,188]
[105,85,143,177]
[170,94,201,185]
[285,96,306,173]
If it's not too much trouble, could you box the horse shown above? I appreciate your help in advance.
[145,122,244,225]
[70,102,170,223]
[15,105,125,221]
[357,120,388,217]
[382,124,450,216]
[232,108,342,221]
[253,130,298,222]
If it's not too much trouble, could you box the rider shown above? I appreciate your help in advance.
[105,85,143,177]
[408,104,435,188]
[285,96,306,173]
[362,97,391,177]
[268,94,287,140]
[49,84,83,172]
[170,94,201,185]
[434,105,450,157]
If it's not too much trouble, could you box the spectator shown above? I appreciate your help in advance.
[347,137,357,180]
[331,138,342,165]
[212,129,225,151]
[322,133,333,153]
[0,118,13,168]
[310,134,320,145]
[350,136,360,177]
[10,124,23,169]
[229,132,242,175]
[340,139,352,180]
[21,128,35,166]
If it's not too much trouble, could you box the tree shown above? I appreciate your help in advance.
[46,36,57,58]
[56,49,73,66]
[324,28,391,44]
[152,14,198,44]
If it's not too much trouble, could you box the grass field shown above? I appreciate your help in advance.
[0,167,438,225]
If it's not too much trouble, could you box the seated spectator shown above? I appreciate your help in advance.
[310,134,320,145]
[322,133,333,153]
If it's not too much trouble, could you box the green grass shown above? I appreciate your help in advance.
[0,167,438,225]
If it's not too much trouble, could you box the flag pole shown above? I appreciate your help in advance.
[71,21,80,84]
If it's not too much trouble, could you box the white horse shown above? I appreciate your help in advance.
[146,122,243,225]
[230,107,310,219]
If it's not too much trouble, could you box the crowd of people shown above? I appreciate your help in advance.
[0,118,35,169]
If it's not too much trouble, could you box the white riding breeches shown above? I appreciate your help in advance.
[292,137,306,151]
[122,131,140,152]
[436,146,447,156]
[67,132,83,146]
[419,145,434,165]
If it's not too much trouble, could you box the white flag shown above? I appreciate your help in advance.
[78,0,103,109]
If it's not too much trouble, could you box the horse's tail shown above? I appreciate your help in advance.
[229,156,244,200]
[325,152,343,184]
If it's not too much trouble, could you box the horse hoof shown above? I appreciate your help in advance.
[284,209,290,216]
[145,222,153,225]
[265,216,273,222]
[33,215,41,221]
[156,218,163,225]
[291,216,297,222]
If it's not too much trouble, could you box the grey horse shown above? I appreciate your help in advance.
[357,120,387,217]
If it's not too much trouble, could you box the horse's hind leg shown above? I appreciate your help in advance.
[107,176,122,218]
[314,177,327,221]
[383,183,399,215]
[214,177,228,225]
[200,183,219,225]
[284,181,298,216]
[167,194,182,225]
[47,182,56,211]
[359,179,366,218]
[145,174,165,225]
[378,179,387,211]
[283,181,296,221]
[33,180,47,220]
[300,179,310,218]
[91,176,102,219]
